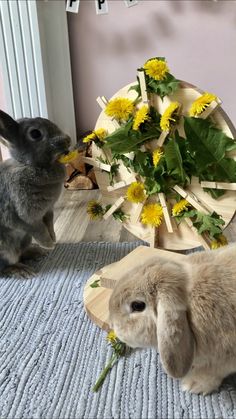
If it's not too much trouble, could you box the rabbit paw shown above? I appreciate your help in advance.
[3,263,35,279]
[21,245,49,262]
[34,239,55,250]
[50,231,56,243]
[181,375,221,395]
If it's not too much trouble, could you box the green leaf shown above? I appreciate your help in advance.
[212,158,236,182]
[128,83,141,97]
[105,119,161,154]
[193,212,225,240]
[164,139,186,184]
[202,188,225,199]
[144,178,161,195]
[90,279,100,288]
[146,73,180,99]
[174,209,198,223]
[184,117,236,181]
[113,209,129,222]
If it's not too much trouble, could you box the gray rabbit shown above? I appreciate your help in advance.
[0,110,71,277]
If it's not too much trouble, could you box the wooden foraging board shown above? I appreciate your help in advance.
[92,81,236,251]
[84,245,187,331]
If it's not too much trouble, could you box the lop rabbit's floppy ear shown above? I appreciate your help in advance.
[157,293,194,379]
[0,110,19,144]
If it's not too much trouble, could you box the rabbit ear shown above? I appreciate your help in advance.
[0,110,19,143]
[157,299,194,378]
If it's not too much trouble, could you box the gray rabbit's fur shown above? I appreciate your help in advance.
[109,244,236,394]
[0,110,70,276]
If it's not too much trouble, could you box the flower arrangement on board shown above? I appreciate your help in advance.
[85,57,236,249]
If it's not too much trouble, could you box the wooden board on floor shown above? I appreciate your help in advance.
[83,246,187,331]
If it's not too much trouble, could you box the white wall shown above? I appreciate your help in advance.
[68,0,236,134]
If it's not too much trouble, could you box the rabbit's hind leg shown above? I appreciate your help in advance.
[19,233,49,262]
[0,232,35,279]
[2,262,35,279]
[0,250,35,279]
[0,254,11,271]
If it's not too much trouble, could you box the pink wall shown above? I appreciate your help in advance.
[67,0,236,135]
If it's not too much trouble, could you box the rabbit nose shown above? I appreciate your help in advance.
[54,135,71,149]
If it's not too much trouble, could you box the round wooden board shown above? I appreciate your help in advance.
[93,81,236,251]
[83,245,187,331]
[84,272,111,331]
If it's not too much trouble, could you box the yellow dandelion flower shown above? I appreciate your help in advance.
[141,203,163,227]
[132,106,150,131]
[126,182,146,203]
[160,102,180,132]
[172,199,191,216]
[105,97,134,121]
[211,234,228,250]
[83,128,107,143]
[83,132,96,143]
[58,149,79,164]
[152,148,163,167]
[94,128,107,141]
[87,200,104,220]
[143,58,169,81]
[189,92,217,117]
[107,330,117,344]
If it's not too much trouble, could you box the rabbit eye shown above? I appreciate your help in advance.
[29,128,43,141]
[130,301,146,312]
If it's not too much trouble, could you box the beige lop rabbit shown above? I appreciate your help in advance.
[109,244,236,395]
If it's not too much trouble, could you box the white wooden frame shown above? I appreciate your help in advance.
[0,0,76,160]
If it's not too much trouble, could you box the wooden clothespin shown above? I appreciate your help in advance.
[148,227,159,248]
[156,131,168,147]
[158,193,174,233]
[82,156,111,172]
[201,181,236,191]
[138,70,149,105]
[130,201,146,224]
[103,197,125,220]
[107,176,136,192]
[123,152,135,160]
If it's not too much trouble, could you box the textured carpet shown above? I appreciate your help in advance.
[1,242,236,419]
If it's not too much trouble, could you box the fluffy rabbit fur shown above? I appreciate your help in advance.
[0,110,70,277]
[109,244,236,394]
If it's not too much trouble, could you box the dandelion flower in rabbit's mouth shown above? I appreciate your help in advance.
[58,149,79,164]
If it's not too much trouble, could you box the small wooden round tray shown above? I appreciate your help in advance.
[83,246,187,330]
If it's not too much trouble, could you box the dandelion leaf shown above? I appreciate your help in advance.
[184,117,236,182]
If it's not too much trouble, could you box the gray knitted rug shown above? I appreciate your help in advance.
[1,242,236,419]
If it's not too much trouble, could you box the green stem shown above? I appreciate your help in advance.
[92,353,118,392]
